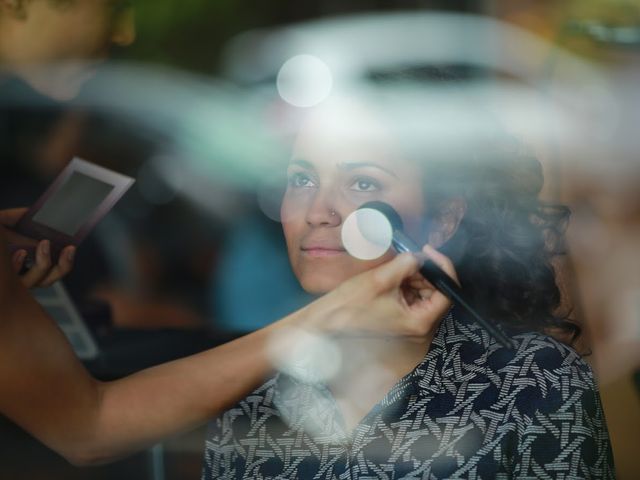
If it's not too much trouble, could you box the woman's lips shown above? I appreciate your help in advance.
[301,247,346,257]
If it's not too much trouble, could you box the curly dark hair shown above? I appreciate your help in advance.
[424,138,579,343]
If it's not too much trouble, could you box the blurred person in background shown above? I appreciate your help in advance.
[0,0,134,307]
[0,0,212,329]
[203,97,615,479]
[0,0,135,101]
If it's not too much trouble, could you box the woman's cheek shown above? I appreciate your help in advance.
[281,190,310,223]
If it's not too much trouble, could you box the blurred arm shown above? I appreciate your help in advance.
[0,224,286,465]
[0,232,430,466]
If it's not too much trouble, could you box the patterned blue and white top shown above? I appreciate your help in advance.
[203,308,615,479]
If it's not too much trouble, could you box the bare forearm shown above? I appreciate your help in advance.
[90,315,297,463]
[0,283,103,464]
[0,247,425,464]
[0,230,296,465]
[72,257,432,461]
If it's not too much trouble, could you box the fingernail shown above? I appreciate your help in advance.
[41,241,50,255]
[67,248,75,262]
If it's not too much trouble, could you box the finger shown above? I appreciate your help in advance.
[3,229,38,249]
[418,288,434,300]
[38,246,75,287]
[0,208,28,227]
[407,275,434,290]
[409,247,458,321]
[403,279,436,301]
[20,240,52,288]
[421,244,459,284]
[412,280,452,319]
[405,271,426,284]
[12,249,27,273]
[370,253,420,293]
[408,282,436,296]
[401,286,420,306]
[406,287,452,339]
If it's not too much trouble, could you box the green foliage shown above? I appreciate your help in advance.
[123,0,243,71]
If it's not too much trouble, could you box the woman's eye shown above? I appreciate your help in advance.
[350,178,381,192]
[288,173,315,188]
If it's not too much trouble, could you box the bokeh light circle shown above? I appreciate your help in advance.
[341,208,393,260]
[267,328,342,384]
[277,54,333,108]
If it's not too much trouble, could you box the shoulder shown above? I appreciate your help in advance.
[488,335,616,477]
[488,330,591,377]
[483,331,600,416]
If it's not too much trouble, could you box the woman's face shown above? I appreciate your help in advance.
[2,0,135,99]
[14,0,135,62]
[281,117,427,294]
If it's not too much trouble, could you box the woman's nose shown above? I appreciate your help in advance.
[305,190,342,227]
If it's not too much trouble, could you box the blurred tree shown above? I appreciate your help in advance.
[120,0,476,72]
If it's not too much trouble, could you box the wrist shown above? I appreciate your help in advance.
[291,296,349,336]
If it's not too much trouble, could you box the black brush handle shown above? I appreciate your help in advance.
[393,230,515,349]
[420,261,515,348]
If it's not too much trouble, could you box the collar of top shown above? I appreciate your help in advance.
[408,306,495,395]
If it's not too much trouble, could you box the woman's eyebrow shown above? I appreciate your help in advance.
[289,159,315,170]
[337,162,399,178]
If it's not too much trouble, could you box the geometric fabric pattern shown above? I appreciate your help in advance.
[203,308,615,479]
